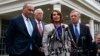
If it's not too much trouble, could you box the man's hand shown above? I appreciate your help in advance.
[97,49,100,54]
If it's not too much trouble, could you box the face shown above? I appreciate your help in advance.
[52,12,61,22]
[23,4,34,18]
[34,10,43,21]
[96,34,100,43]
[70,12,80,24]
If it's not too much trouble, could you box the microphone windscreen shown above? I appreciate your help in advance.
[62,25,65,28]
[62,25,68,31]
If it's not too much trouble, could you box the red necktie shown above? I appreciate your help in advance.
[38,22,43,36]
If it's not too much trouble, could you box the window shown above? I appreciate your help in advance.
[0,20,9,55]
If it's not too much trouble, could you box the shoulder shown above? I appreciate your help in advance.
[45,23,54,28]
[80,24,89,29]
[9,15,21,24]
[42,22,47,25]
[30,18,36,23]
[44,23,55,31]
[10,15,22,21]
[68,23,73,28]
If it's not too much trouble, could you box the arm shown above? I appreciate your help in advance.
[42,25,49,55]
[86,26,93,47]
[5,19,16,53]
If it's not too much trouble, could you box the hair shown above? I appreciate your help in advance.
[95,33,100,37]
[34,8,44,14]
[70,10,81,17]
[23,2,33,10]
[50,10,63,23]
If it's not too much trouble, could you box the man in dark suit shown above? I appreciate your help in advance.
[91,33,100,56]
[68,10,93,56]
[5,3,39,56]
[95,33,100,56]
[34,8,45,56]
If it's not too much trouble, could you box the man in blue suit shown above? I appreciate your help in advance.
[5,3,39,56]
[68,10,93,56]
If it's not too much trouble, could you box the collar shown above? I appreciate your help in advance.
[35,19,42,24]
[22,14,28,21]
[72,23,80,27]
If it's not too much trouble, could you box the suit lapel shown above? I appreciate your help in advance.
[69,24,77,42]
[41,22,46,37]
[18,15,30,37]
[34,20,45,37]
[30,19,37,38]
[79,24,82,38]
[34,20,41,37]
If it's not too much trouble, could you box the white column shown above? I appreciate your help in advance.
[97,23,98,33]
[99,24,100,33]
[94,24,96,34]
[53,3,61,12]
[89,19,94,41]
[0,19,1,38]
[95,24,97,33]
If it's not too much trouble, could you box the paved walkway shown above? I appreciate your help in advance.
[0,55,9,56]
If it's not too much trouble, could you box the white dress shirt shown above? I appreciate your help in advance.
[22,14,33,36]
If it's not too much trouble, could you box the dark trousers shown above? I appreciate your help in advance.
[37,51,45,56]
[9,49,34,56]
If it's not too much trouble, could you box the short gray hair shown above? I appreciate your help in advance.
[34,8,44,14]
[23,2,33,10]
[70,10,81,17]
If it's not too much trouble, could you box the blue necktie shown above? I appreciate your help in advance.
[74,25,79,38]
[26,19,33,50]
[26,19,33,36]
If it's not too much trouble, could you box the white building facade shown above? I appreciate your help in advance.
[0,0,100,56]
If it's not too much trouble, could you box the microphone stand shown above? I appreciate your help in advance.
[67,27,87,56]
[48,29,56,56]
[62,25,70,56]
[67,27,79,56]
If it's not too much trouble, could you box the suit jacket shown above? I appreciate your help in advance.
[68,23,93,55]
[34,20,46,47]
[5,15,39,54]
[34,20,46,56]
[89,42,97,56]
[42,23,68,55]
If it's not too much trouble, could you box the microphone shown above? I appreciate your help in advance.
[48,29,56,39]
[61,25,68,31]
[62,25,65,28]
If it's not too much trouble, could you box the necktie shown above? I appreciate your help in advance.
[26,19,33,50]
[74,25,79,38]
[26,19,33,36]
[38,22,43,36]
